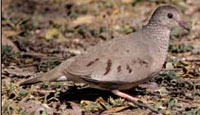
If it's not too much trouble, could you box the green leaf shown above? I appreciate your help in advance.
[19,89,28,97]
[154,101,163,109]
[41,109,48,115]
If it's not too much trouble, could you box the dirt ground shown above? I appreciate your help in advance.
[2,0,200,114]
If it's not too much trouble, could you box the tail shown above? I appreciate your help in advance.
[20,74,44,85]
[20,58,75,85]
[20,62,67,85]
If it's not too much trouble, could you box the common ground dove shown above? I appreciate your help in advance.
[21,5,189,106]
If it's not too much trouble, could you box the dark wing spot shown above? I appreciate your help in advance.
[126,64,132,73]
[104,59,112,75]
[138,58,148,68]
[117,65,121,72]
[126,49,130,53]
[86,58,99,67]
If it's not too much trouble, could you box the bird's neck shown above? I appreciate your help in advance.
[143,22,171,63]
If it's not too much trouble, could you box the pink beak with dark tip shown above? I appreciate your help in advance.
[178,21,190,31]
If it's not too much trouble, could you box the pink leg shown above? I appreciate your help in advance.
[111,90,139,101]
[111,90,159,113]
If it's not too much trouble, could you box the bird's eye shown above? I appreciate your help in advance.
[167,13,173,19]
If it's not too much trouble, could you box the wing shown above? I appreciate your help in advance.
[65,33,154,83]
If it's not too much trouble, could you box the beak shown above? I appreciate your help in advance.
[178,21,190,32]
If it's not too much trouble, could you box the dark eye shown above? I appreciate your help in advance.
[167,13,173,19]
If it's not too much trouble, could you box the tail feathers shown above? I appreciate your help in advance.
[20,74,70,85]
[20,75,43,85]
[20,74,45,85]
[20,58,75,85]
[20,64,69,85]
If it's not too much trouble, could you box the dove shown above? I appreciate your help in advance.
[20,5,189,105]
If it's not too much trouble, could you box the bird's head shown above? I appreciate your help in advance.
[149,5,189,31]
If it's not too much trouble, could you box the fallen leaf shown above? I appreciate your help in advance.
[72,15,95,26]
[165,62,174,70]
[42,28,66,42]
[80,100,101,111]
[73,0,94,5]
[121,0,133,4]
[193,42,200,54]
[2,0,11,12]
[155,87,169,96]
[20,101,56,115]
[4,67,34,77]
[2,30,20,37]
[2,35,19,52]
[52,17,68,25]
[154,101,164,110]
[61,102,82,115]
[102,105,129,114]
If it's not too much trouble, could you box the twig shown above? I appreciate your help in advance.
[163,68,182,71]
[128,100,160,114]
[177,98,200,107]
[21,52,47,58]
[185,57,200,62]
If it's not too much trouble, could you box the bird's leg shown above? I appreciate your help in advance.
[111,90,139,101]
[111,90,159,113]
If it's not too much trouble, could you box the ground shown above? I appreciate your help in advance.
[2,0,200,115]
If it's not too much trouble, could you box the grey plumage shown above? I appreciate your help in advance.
[20,5,189,91]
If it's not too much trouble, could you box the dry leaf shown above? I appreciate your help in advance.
[52,17,68,25]
[102,105,129,114]
[73,0,95,5]
[2,0,11,12]
[3,29,21,37]
[20,101,56,115]
[72,15,95,26]
[61,102,82,115]
[4,67,34,77]
[2,36,19,52]
[43,28,66,42]
[121,0,134,4]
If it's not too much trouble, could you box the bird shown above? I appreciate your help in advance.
[20,5,189,110]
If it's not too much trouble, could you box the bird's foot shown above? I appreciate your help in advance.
[111,90,160,114]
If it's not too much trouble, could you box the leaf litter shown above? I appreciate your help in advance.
[2,0,200,114]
